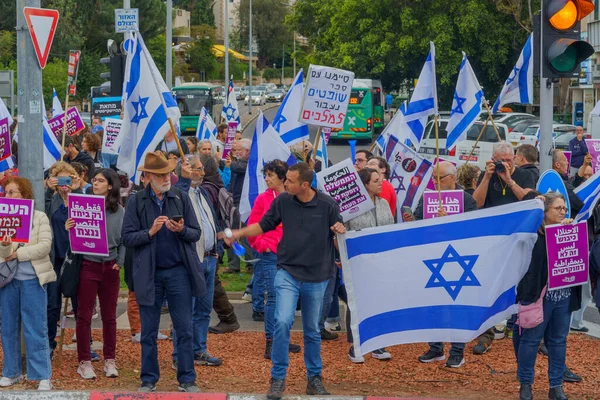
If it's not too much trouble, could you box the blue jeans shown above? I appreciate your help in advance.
[256,252,278,339]
[319,272,337,331]
[139,265,195,385]
[429,342,465,357]
[173,256,217,358]
[516,296,571,388]
[252,258,266,313]
[271,269,327,379]
[326,271,341,322]
[47,257,63,350]
[0,278,52,380]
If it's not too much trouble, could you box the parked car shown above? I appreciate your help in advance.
[552,132,577,152]
[266,89,285,102]
[479,112,536,132]
[233,86,243,100]
[507,119,539,147]
[244,91,266,106]
[521,124,578,148]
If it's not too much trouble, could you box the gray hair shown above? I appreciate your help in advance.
[239,138,252,150]
[551,149,564,166]
[543,191,565,212]
[198,139,214,155]
[492,141,514,158]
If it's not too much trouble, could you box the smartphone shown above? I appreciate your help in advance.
[401,206,415,221]
[171,215,183,222]
[57,176,72,187]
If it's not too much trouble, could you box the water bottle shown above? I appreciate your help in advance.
[224,228,246,257]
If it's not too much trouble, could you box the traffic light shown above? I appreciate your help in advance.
[538,0,595,78]
[99,54,125,97]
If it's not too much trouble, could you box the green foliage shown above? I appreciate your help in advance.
[0,31,15,66]
[173,0,215,26]
[41,60,69,107]
[146,34,168,77]
[262,67,294,81]
[188,38,219,79]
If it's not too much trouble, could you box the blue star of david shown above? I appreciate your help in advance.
[273,114,287,131]
[130,96,149,124]
[423,244,480,300]
[224,104,236,119]
[450,91,466,117]
[506,66,520,85]
[388,169,406,193]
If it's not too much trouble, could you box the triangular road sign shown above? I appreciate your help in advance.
[23,7,59,69]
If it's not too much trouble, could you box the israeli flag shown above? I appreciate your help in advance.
[239,111,295,221]
[196,107,218,141]
[40,98,63,170]
[0,98,14,172]
[375,101,410,151]
[273,69,309,146]
[446,53,484,150]
[574,169,600,223]
[400,42,438,149]
[338,200,544,356]
[492,34,533,113]
[315,130,328,166]
[52,88,63,118]
[221,81,240,125]
[117,30,181,184]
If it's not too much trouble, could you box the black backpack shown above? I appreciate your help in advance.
[203,181,241,229]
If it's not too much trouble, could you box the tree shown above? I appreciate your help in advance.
[174,0,215,26]
[42,60,69,107]
[187,38,219,79]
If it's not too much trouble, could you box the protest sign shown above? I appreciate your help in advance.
[92,97,122,119]
[317,158,374,222]
[102,119,123,155]
[0,198,34,243]
[322,127,332,144]
[563,151,572,173]
[223,121,238,159]
[299,65,354,129]
[587,139,600,173]
[546,221,589,290]
[0,117,11,162]
[47,107,85,137]
[426,157,456,191]
[422,190,464,219]
[68,194,109,256]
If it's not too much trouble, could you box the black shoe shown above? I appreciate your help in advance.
[539,343,548,356]
[519,383,533,400]
[549,385,568,400]
[265,339,273,359]
[418,349,446,363]
[563,366,582,383]
[138,382,157,393]
[445,354,465,368]
[252,311,265,322]
[178,382,201,393]
[288,343,301,353]
[267,378,286,400]
[209,321,240,334]
[348,346,365,363]
[570,326,589,333]
[473,342,492,355]
[306,375,330,396]
[320,328,338,341]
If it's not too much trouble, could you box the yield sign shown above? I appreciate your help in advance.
[23,7,59,69]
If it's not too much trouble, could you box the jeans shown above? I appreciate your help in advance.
[47,257,64,350]
[570,282,592,329]
[127,291,141,335]
[326,271,341,322]
[173,256,217,358]
[139,265,195,385]
[76,259,120,362]
[429,342,465,357]
[271,269,327,379]
[319,272,337,331]
[0,278,52,380]
[516,296,571,388]
[255,252,277,339]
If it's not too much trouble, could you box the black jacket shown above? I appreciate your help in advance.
[517,164,540,185]
[67,151,95,182]
[229,159,248,206]
[562,175,584,217]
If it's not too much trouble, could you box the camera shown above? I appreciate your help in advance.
[494,161,505,173]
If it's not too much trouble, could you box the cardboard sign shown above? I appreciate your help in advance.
[223,121,238,159]
[47,107,85,137]
[422,190,464,219]
[317,158,374,222]
[0,117,11,162]
[546,221,589,290]
[68,194,109,256]
[0,198,34,243]
[299,65,354,129]
[102,119,123,155]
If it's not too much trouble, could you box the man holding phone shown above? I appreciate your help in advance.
[122,152,206,393]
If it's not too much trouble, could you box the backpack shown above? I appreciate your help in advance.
[204,181,241,229]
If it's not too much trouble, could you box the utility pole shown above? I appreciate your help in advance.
[248,0,253,115]
[166,0,173,88]
[224,0,230,88]
[539,3,553,173]
[16,0,44,211]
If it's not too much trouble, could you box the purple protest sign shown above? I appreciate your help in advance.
[426,158,456,191]
[422,190,464,219]
[0,198,34,243]
[47,107,85,138]
[68,194,109,256]
[563,151,572,171]
[586,139,600,173]
[0,117,11,162]
[222,121,238,159]
[322,127,332,144]
[546,221,589,290]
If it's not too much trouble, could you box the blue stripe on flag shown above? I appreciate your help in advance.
[280,126,309,145]
[346,208,543,259]
[404,98,435,117]
[43,129,61,160]
[519,36,532,104]
[358,286,516,344]
[163,92,176,108]
[446,91,484,149]
[248,127,261,207]
[134,106,168,170]
[125,40,142,98]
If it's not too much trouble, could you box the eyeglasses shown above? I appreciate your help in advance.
[551,206,568,213]
[91,178,107,184]
[5,190,21,196]
[191,166,204,172]
[435,173,452,180]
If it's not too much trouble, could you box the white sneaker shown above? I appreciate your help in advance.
[77,361,97,380]
[104,359,119,378]
[241,292,252,302]
[37,379,52,390]
[72,332,77,342]
[325,321,341,332]
[132,333,141,343]
[157,331,169,340]
[0,374,23,387]
[294,310,302,317]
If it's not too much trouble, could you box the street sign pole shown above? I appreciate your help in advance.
[16,0,45,211]
[539,0,554,172]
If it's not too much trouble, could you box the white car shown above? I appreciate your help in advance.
[507,119,539,147]
[520,124,578,148]
[244,91,266,106]
[419,117,509,171]
[480,112,536,131]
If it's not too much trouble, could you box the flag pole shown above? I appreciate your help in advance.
[60,95,70,161]
[464,115,490,167]
[484,99,502,142]
[434,114,442,205]
[312,127,322,163]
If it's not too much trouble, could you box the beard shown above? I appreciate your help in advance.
[150,176,171,193]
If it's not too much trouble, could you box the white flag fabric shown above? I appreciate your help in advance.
[221,81,241,125]
[239,111,295,221]
[42,98,63,170]
[52,88,64,118]
[273,70,310,146]
[196,107,218,142]
[446,53,484,150]
[375,101,412,151]
[117,30,181,184]
[492,34,533,113]
[315,129,328,166]
[0,97,13,127]
[588,101,600,125]
[338,199,544,356]
[574,169,600,222]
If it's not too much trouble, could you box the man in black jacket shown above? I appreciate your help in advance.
[516,144,540,184]
[63,136,95,182]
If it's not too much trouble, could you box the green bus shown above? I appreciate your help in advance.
[330,83,376,141]
[171,82,224,135]
[354,78,384,131]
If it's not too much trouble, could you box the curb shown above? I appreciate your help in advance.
[0,393,447,400]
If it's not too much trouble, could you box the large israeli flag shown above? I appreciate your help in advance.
[239,111,295,221]
[117,30,181,184]
[196,106,218,141]
[338,200,543,356]
[273,70,309,146]
[52,88,63,118]
[492,34,533,113]
[446,53,484,150]
[221,81,240,125]
[574,169,600,223]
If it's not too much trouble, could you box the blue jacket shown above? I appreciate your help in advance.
[568,137,588,168]
[121,184,206,306]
